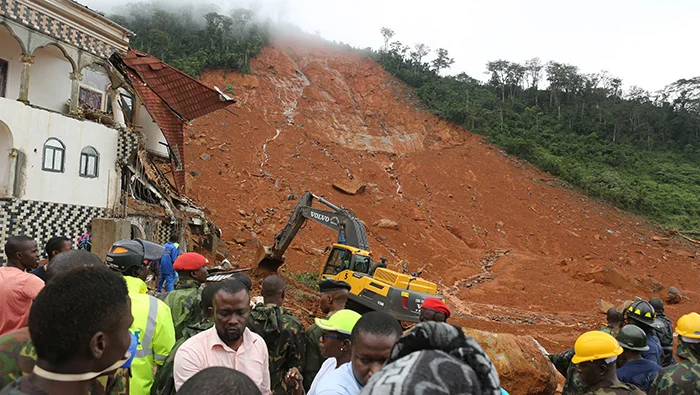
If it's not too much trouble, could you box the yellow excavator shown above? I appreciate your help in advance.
[257,192,441,322]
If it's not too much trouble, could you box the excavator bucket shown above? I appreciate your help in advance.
[254,242,285,272]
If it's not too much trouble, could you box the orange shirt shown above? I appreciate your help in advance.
[0,267,44,336]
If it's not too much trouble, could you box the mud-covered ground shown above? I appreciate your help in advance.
[183,37,700,353]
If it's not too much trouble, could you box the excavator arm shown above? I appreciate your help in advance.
[257,192,370,271]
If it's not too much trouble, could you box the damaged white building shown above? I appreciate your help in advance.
[0,0,231,263]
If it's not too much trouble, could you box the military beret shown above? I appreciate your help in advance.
[421,297,451,319]
[319,279,352,292]
[173,252,208,271]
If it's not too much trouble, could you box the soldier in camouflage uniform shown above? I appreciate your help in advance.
[649,312,700,395]
[649,298,677,367]
[570,331,644,395]
[0,266,133,395]
[303,279,351,391]
[550,347,590,395]
[548,320,637,395]
[152,282,222,395]
[599,307,623,337]
[163,252,209,341]
[249,275,306,395]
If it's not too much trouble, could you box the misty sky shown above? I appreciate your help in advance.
[84,0,698,92]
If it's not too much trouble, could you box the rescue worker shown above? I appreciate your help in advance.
[106,239,176,395]
[0,236,42,336]
[648,298,676,367]
[600,307,623,337]
[153,282,222,395]
[249,275,306,395]
[0,250,130,394]
[304,279,351,390]
[419,297,451,323]
[571,331,644,394]
[0,266,133,395]
[615,325,662,392]
[158,235,180,293]
[550,346,591,394]
[163,252,209,340]
[624,301,664,365]
[649,312,700,394]
[285,309,362,395]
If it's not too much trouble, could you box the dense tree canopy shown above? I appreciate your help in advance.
[371,29,700,232]
[110,2,269,76]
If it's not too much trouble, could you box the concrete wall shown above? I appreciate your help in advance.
[0,98,120,208]
[91,217,131,260]
[0,25,23,101]
[28,45,73,113]
[137,103,169,157]
[0,120,12,196]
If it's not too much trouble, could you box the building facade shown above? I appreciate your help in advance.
[0,0,227,263]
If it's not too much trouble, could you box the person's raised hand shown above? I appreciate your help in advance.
[285,367,304,395]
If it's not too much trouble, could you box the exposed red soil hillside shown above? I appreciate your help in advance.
[184,37,700,352]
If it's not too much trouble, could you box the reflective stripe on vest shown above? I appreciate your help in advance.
[135,296,158,358]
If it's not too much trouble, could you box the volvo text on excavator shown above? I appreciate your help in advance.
[256,191,443,322]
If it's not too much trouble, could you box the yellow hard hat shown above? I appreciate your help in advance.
[571,331,623,364]
[315,309,362,335]
[675,312,700,339]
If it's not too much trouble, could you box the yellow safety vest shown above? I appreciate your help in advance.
[123,276,176,395]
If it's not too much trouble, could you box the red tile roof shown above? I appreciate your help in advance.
[113,49,234,194]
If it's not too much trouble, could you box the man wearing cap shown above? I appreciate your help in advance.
[616,325,662,392]
[248,275,306,395]
[304,279,352,390]
[163,252,209,341]
[571,331,644,394]
[625,300,664,365]
[105,239,176,395]
[649,312,700,395]
[420,297,451,323]
[285,310,362,395]
[648,298,676,367]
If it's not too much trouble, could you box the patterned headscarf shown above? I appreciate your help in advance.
[360,321,501,395]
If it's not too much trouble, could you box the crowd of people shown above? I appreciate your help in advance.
[0,233,698,395]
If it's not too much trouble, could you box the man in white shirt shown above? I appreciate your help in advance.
[313,312,402,395]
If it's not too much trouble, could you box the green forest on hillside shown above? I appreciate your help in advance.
[370,32,700,233]
[110,3,269,76]
[111,3,700,233]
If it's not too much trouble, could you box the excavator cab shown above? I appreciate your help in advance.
[322,244,373,275]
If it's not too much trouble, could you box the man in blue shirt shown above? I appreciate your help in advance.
[616,324,662,392]
[625,300,664,365]
[314,312,402,395]
[158,235,180,293]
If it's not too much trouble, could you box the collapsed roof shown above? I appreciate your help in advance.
[111,49,234,193]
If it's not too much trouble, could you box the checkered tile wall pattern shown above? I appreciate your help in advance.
[117,128,139,164]
[0,198,104,265]
[0,0,119,58]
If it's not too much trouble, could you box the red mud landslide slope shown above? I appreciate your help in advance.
[185,38,700,351]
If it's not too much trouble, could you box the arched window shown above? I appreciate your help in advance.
[79,146,99,178]
[42,138,65,172]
